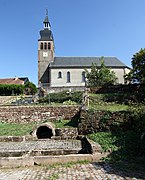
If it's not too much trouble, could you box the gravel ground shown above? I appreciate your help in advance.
[0,162,144,180]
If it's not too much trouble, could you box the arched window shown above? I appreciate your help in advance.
[48,42,51,50]
[58,71,62,78]
[82,71,86,82]
[44,43,47,50]
[67,72,71,83]
[40,43,43,50]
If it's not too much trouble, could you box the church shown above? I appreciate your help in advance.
[38,13,130,92]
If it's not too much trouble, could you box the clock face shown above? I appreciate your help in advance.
[43,52,48,57]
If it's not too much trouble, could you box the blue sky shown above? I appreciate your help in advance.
[0,0,145,85]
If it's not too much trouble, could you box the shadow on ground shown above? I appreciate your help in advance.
[92,130,145,179]
[92,161,145,179]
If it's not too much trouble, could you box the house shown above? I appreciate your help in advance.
[38,13,130,92]
[0,77,29,85]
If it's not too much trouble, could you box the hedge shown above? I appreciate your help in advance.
[39,91,83,104]
[0,84,24,95]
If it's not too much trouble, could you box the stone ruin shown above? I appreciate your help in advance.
[0,105,105,168]
[0,121,102,168]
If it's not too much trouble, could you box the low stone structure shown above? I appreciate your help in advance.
[0,136,102,167]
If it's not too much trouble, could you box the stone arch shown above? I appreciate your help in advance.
[32,123,55,139]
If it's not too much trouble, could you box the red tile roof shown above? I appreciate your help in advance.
[0,78,25,85]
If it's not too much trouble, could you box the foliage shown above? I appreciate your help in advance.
[53,120,77,128]
[63,100,77,105]
[88,131,142,159]
[0,82,37,96]
[0,84,24,95]
[88,132,118,152]
[24,82,37,95]
[133,84,145,103]
[85,57,118,87]
[125,48,145,83]
[39,91,83,104]
[128,103,145,133]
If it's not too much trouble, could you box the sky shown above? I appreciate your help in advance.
[0,0,145,85]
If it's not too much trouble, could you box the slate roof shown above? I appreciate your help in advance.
[50,57,129,68]
[43,15,49,23]
[38,29,54,41]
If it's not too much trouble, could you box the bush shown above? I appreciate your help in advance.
[128,103,145,133]
[0,84,24,95]
[63,100,77,105]
[87,132,118,152]
[24,82,37,95]
[39,91,83,104]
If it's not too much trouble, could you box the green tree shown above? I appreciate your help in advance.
[85,57,118,87]
[125,48,145,83]
[24,82,37,95]
[0,84,24,95]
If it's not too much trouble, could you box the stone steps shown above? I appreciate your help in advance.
[0,149,82,157]
[0,139,84,157]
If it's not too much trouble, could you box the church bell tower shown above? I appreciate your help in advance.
[38,10,54,88]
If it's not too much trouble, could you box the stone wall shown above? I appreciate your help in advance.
[0,105,132,135]
[78,109,130,135]
[55,128,78,139]
[0,105,80,123]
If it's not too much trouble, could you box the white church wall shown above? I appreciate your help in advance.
[111,68,125,84]
[50,67,129,87]
[50,68,86,87]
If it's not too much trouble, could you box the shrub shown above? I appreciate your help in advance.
[24,82,37,95]
[0,84,24,95]
[39,91,83,104]
[128,103,145,133]
[63,100,77,105]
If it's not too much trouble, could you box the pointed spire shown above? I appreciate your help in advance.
[46,9,48,16]
[43,9,51,30]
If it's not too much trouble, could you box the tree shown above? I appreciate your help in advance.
[85,57,118,87]
[24,82,37,95]
[125,48,145,83]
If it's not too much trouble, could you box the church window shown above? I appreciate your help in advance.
[82,71,86,82]
[40,43,43,50]
[58,72,62,78]
[48,42,51,50]
[44,43,47,50]
[67,72,71,83]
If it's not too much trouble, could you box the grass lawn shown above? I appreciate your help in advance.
[89,103,128,111]
[0,122,37,136]
[88,93,129,111]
